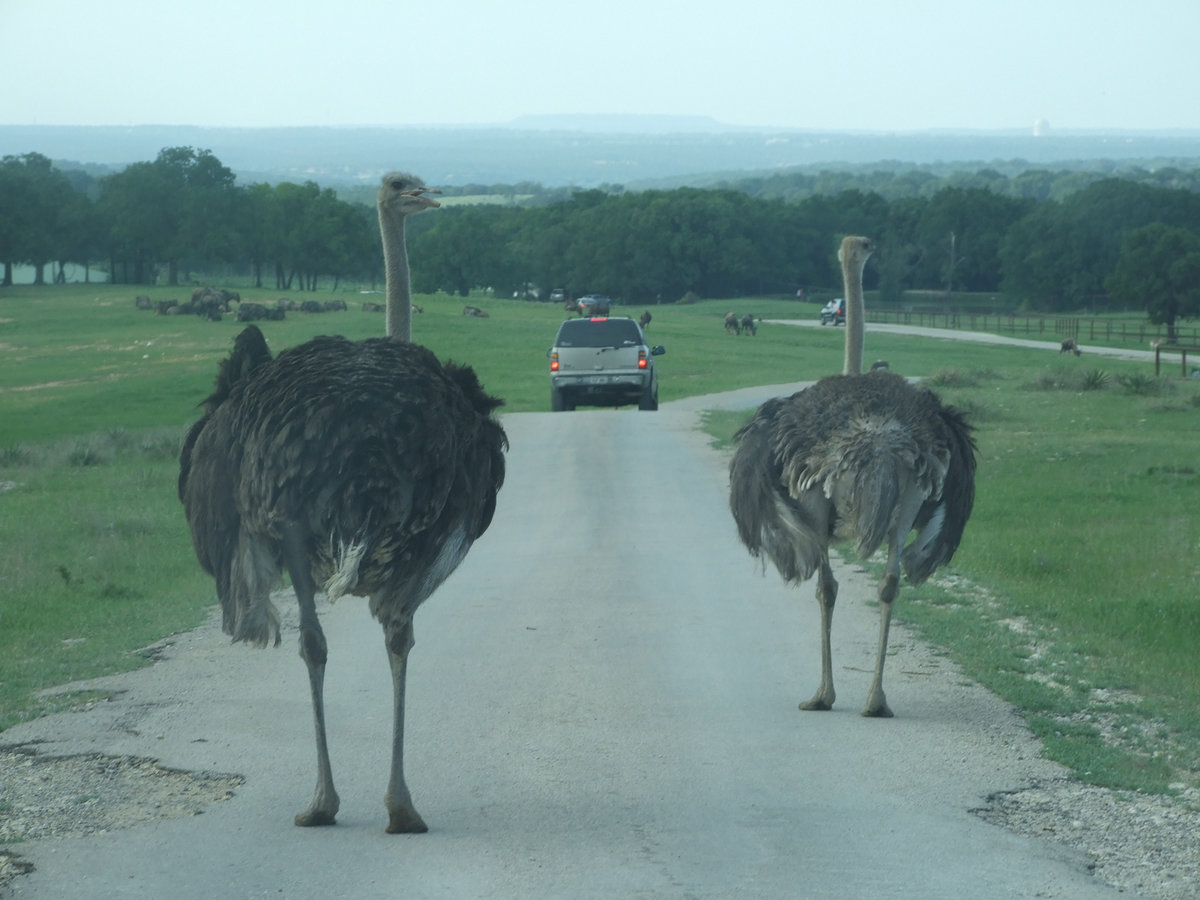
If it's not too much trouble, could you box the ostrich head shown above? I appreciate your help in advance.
[838,236,874,376]
[377,172,441,220]
[376,172,440,341]
[838,235,873,271]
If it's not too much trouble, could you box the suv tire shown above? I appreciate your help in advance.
[638,383,658,411]
[551,386,574,411]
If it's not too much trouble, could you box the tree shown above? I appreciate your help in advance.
[96,146,238,284]
[53,184,101,283]
[97,160,168,284]
[912,188,1033,293]
[0,153,75,285]
[999,180,1189,310]
[1106,224,1200,342]
[412,205,522,296]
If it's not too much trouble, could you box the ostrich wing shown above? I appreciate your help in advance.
[729,395,833,584]
[179,326,275,638]
[901,401,976,584]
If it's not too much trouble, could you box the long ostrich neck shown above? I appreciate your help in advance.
[380,209,411,341]
[842,250,866,376]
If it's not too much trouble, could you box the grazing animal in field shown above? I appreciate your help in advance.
[462,305,489,318]
[180,172,506,833]
[236,302,284,322]
[729,236,976,717]
[639,310,652,329]
[740,314,757,336]
[1061,338,1081,356]
[724,311,741,335]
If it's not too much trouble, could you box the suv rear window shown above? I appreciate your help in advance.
[555,319,641,348]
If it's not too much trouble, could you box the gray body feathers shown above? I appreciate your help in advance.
[179,325,507,647]
[730,370,976,587]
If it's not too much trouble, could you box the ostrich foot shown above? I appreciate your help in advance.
[294,783,340,827]
[385,806,428,834]
[860,691,894,718]
[799,687,835,711]
[295,807,338,827]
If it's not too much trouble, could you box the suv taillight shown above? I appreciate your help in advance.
[550,351,559,372]
[638,349,648,369]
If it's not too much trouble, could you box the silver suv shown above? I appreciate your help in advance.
[548,316,665,411]
[820,297,845,326]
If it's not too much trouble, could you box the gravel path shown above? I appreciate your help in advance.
[3,363,1198,897]
[3,628,1197,898]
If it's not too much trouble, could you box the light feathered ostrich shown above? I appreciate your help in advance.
[729,236,976,717]
[179,173,507,832]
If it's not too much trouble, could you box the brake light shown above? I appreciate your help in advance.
[550,351,559,372]
[638,349,648,369]
[589,317,608,322]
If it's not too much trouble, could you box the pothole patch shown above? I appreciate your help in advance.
[0,745,244,889]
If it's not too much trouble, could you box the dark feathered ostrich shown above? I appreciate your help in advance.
[179,173,507,832]
[729,236,976,717]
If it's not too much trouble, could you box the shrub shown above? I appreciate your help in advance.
[0,445,34,467]
[1117,373,1165,396]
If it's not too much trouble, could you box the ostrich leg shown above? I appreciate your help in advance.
[800,557,838,711]
[862,544,903,718]
[283,525,340,826]
[383,619,428,834]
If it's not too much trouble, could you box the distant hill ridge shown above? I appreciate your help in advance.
[2,123,1198,188]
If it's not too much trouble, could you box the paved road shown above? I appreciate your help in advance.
[5,399,1128,898]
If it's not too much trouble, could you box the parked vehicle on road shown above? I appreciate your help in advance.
[548,316,665,411]
[576,294,612,316]
[820,298,845,326]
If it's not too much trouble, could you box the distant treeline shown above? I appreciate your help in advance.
[3,147,1200,329]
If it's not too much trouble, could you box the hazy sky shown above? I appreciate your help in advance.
[4,0,1197,132]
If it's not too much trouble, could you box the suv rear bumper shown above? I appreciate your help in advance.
[552,372,653,408]
[553,372,648,395]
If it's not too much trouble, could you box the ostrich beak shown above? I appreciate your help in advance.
[407,187,441,209]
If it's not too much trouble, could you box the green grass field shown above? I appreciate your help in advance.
[2,284,1198,797]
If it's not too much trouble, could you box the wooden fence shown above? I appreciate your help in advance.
[1154,345,1200,377]
[865,310,1200,347]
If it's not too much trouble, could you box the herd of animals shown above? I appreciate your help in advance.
[176,172,979,833]
[137,288,372,322]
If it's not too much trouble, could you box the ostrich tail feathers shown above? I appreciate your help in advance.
[848,456,901,561]
[443,360,505,417]
[324,539,368,602]
[206,326,273,412]
[225,531,283,648]
[231,599,281,649]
